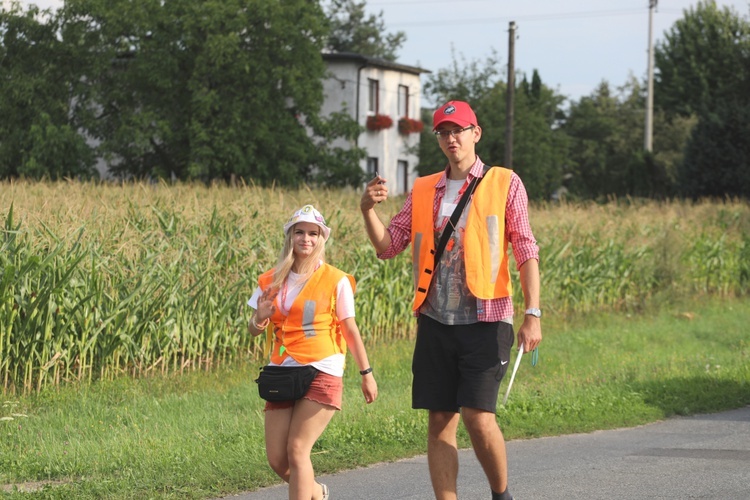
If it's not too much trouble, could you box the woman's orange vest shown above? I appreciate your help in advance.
[258,263,356,365]
[411,167,513,311]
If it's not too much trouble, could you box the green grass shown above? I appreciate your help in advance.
[1,297,748,499]
[500,300,749,437]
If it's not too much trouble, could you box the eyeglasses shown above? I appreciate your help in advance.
[434,126,474,140]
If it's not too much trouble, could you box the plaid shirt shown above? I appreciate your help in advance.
[378,157,539,321]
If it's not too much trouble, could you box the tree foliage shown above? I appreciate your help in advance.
[563,78,682,199]
[306,109,366,187]
[654,0,750,198]
[655,0,750,117]
[564,81,635,198]
[0,0,368,185]
[486,69,568,200]
[0,2,95,179]
[680,101,750,198]
[422,48,501,108]
[324,0,406,61]
[57,0,356,184]
[2,0,749,198]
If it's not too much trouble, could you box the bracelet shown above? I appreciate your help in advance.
[359,367,373,376]
[252,315,269,330]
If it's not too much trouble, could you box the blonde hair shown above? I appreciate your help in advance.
[270,223,327,290]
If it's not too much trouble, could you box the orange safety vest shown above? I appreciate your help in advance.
[258,263,356,365]
[411,167,513,311]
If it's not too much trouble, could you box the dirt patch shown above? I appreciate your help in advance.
[1,480,67,493]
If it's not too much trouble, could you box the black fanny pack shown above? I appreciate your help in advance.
[255,365,319,401]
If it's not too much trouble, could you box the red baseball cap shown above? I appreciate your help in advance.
[432,100,478,131]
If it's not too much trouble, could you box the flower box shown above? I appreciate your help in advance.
[398,117,424,135]
[366,114,394,131]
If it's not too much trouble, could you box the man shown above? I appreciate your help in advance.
[360,100,542,500]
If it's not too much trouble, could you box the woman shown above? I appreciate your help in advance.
[248,204,378,500]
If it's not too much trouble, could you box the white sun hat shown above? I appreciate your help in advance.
[283,205,331,241]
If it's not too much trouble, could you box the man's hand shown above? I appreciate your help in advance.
[360,176,388,212]
[517,316,541,353]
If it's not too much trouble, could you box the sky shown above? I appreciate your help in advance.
[367,0,750,105]
[13,0,750,106]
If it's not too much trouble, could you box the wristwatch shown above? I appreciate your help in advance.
[525,308,542,318]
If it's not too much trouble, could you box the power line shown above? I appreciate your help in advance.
[371,7,687,28]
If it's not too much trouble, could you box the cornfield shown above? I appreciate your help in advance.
[1,181,748,394]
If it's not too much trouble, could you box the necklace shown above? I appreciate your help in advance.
[280,263,320,314]
[280,277,300,315]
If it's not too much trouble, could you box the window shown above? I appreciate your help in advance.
[368,79,379,114]
[367,157,379,178]
[398,85,409,118]
[397,160,408,194]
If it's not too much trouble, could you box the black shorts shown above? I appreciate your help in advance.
[412,314,515,413]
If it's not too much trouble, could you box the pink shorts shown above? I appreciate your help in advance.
[264,371,343,411]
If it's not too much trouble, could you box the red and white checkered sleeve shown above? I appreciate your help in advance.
[505,173,539,269]
[377,193,414,259]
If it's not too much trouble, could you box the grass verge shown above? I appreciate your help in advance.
[1,296,748,499]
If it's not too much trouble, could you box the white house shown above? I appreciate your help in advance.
[321,52,430,196]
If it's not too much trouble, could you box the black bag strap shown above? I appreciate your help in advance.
[433,164,493,266]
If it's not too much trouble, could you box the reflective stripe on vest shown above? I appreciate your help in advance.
[258,264,356,364]
[411,167,513,311]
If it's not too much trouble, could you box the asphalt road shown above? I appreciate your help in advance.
[219,405,750,499]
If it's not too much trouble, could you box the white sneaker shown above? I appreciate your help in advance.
[320,482,329,500]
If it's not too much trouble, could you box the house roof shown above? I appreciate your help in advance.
[322,52,431,76]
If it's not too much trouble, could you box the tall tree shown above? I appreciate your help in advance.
[655,0,750,198]
[650,110,696,196]
[324,0,406,61]
[501,70,568,200]
[59,0,363,185]
[679,101,750,198]
[0,2,95,179]
[563,76,685,199]
[563,79,646,199]
[655,0,750,117]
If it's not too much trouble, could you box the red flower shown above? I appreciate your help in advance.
[366,114,394,131]
[397,117,424,135]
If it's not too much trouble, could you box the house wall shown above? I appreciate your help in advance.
[322,61,422,196]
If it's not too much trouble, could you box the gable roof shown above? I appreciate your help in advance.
[322,52,431,76]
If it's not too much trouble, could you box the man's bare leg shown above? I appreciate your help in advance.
[462,407,511,498]
[427,410,461,500]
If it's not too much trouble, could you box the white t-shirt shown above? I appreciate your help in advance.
[247,269,355,377]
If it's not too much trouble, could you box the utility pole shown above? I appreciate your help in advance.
[644,0,657,152]
[505,21,516,168]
